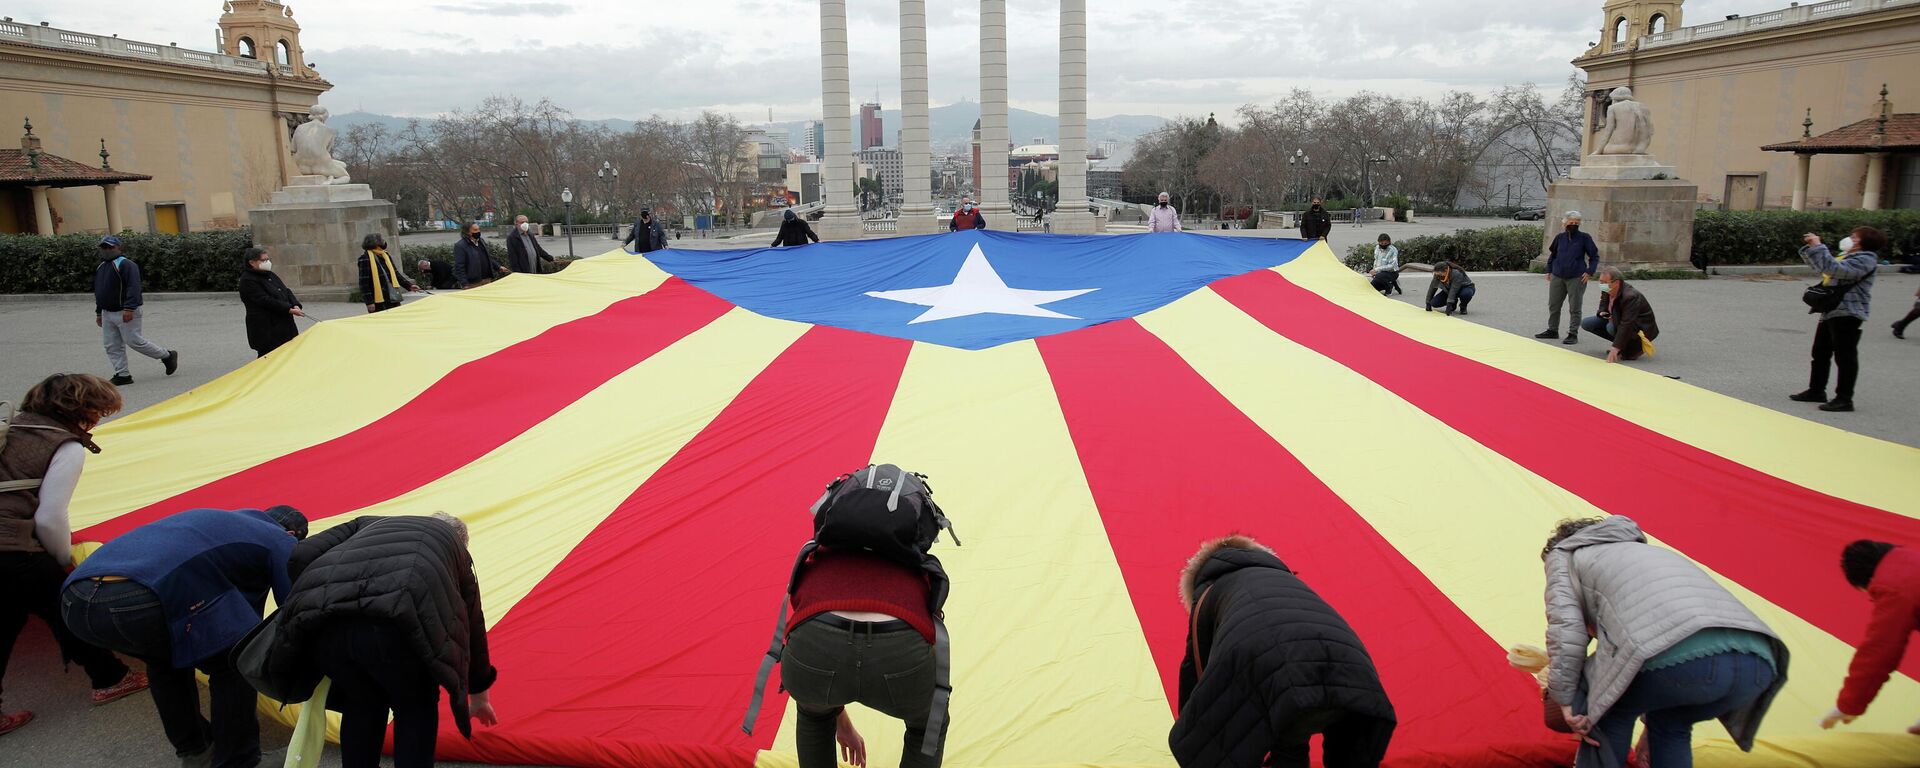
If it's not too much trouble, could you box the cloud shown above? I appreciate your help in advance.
[428,2,571,16]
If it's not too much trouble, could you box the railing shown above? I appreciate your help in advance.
[0,20,273,75]
[863,219,898,234]
[1640,0,1916,49]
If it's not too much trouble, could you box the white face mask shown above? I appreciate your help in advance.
[1596,280,1611,292]
[257,260,273,271]
[1839,237,1854,252]
[518,222,530,232]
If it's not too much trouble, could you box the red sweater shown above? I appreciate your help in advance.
[1838,547,1920,715]
[788,550,935,643]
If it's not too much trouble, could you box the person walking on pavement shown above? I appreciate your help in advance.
[1300,199,1332,241]
[453,222,506,288]
[1790,228,1881,412]
[772,209,820,247]
[1539,212,1600,345]
[506,215,555,273]
[0,373,150,738]
[93,236,179,386]
[355,233,420,314]
[1148,192,1182,233]
[625,208,670,254]
[1889,283,1918,339]
[61,506,309,768]
[237,246,304,357]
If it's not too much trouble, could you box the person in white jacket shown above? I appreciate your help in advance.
[1148,192,1181,233]
[1368,234,1401,296]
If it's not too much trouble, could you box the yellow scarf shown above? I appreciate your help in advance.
[366,248,400,304]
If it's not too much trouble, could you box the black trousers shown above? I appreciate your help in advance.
[311,621,442,768]
[780,615,943,768]
[1808,315,1865,399]
[1267,708,1395,768]
[0,552,129,706]
[60,578,259,768]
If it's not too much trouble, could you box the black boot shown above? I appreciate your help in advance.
[1535,330,1559,339]
[1788,389,1828,403]
[1820,399,1855,412]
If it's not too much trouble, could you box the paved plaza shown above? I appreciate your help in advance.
[1,228,1914,768]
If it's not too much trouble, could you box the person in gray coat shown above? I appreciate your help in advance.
[1542,516,1788,768]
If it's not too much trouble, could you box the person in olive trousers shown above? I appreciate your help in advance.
[237,246,304,357]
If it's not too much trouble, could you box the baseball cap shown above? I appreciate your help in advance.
[98,235,123,248]
[263,504,310,539]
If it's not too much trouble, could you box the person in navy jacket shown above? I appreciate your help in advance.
[61,506,308,768]
[1538,211,1601,345]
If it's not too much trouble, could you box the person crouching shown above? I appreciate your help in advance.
[1581,267,1660,363]
[1170,534,1395,768]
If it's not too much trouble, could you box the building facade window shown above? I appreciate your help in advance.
[238,36,257,59]
[1649,13,1668,35]
[1613,18,1630,44]
[276,40,290,65]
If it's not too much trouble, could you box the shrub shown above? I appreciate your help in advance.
[1344,225,1546,273]
[1691,209,1920,266]
[0,229,254,294]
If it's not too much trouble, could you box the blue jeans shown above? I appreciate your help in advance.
[1428,284,1475,311]
[1580,315,1616,340]
[1579,652,1775,768]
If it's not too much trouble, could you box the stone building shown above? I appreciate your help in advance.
[1575,0,1920,210]
[859,146,904,203]
[0,1,331,234]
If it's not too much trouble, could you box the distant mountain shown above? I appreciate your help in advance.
[329,111,639,136]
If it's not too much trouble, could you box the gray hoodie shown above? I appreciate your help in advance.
[1544,516,1788,748]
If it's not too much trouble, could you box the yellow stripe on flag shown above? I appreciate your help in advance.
[70,250,667,528]
[768,341,1175,768]
[1274,246,1920,516]
[1143,287,1920,750]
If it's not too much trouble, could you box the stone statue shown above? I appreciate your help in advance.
[1594,87,1654,156]
[290,105,350,184]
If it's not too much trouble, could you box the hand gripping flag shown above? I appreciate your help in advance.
[68,231,1920,768]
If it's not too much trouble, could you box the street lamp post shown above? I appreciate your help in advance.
[503,170,528,223]
[560,186,575,259]
[1288,149,1311,206]
[598,161,620,239]
[1364,155,1390,208]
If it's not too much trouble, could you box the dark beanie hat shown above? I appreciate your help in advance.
[264,505,309,539]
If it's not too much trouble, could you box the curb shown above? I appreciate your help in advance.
[1,288,355,304]
[1709,264,1816,276]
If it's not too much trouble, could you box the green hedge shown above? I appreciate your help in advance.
[1692,210,1919,266]
[0,229,254,293]
[1345,225,1545,273]
[399,240,507,265]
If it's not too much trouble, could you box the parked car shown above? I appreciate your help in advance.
[1513,207,1547,221]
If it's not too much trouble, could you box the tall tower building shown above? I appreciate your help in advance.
[217,0,317,76]
[1598,0,1683,53]
[859,102,883,149]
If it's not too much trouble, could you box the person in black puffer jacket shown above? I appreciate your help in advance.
[1170,535,1395,768]
[237,246,304,357]
[270,513,498,768]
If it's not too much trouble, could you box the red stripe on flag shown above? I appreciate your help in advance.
[78,278,733,541]
[439,326,914,768]
[1212,270,1920,679]
[1037,320,1550,755]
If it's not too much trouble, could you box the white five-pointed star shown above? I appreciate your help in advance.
[865,244,1098,324]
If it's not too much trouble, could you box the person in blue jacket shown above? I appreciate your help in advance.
[61,506,308,768]
[1537,211,1601,345]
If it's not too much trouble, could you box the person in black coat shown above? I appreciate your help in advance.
[266,514,499,768]
[1300,198,1333,241]
[453,222,506,288]
[416,258,458,290]
[623,208,669,254]
[771,208,820,247]
[237,247,304,357]
[505,215,555,273]
[1171,535,1395,768]
[354,233,420,314]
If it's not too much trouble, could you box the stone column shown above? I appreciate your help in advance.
[1862,152,1887,210]
[29,185,54,235]
[102,183,124,233]
[978,0,1012,229]
[817,0,862,240]
[1791,154,1811,211]
[896,0,937,235]
[1052,0,1095,233]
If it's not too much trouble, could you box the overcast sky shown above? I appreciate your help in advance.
[35,0,1757,123]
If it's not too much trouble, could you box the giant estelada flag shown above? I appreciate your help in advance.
[69,232,1920,768]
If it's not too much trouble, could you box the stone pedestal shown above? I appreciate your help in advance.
[1568,154,1677,181]
[1541,178,1699,271]
[249,180,398,297]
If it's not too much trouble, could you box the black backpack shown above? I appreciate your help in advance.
[743,464,960,757]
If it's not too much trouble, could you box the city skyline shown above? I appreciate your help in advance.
[28,0,1764,124]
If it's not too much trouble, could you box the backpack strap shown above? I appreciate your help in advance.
[919,619,952,756]
[0,478,42,494]
[742,541,820,736]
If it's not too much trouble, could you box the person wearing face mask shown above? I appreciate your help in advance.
[625,208,670,254]
[1538,212,1600,346]
[1300,198,1332,241]
[949,197,988,231]
[1148,192,1182,233]
[1,374,151,738]
[1424,260,1475,316]
[771,208,821,247]
[1580,266,1659,364]
[1791,228,1881,412]
[237,247,304,357]
[1368,234,1401,296]
[505,215,556,274]
[453,222,506,289]
[355,233,421,314]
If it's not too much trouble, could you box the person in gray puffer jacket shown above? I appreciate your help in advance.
[1543,516,1788,768]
